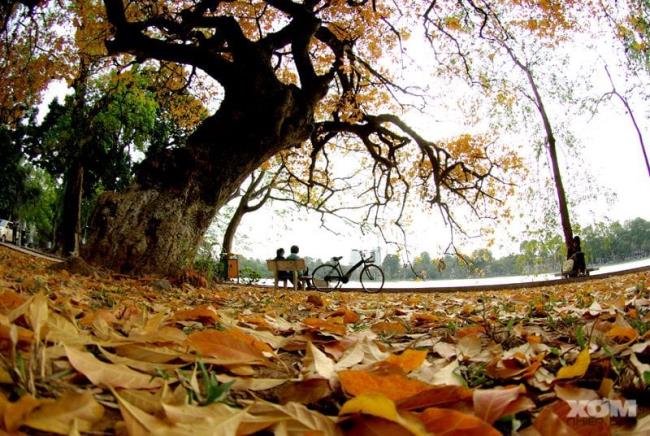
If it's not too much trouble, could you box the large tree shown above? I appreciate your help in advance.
[78,0,517,275]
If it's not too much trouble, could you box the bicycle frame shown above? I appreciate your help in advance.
[331,252,374,284]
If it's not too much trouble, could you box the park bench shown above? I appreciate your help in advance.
[266,259,310,291]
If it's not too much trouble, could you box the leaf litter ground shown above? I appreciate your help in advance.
[0,245,649,435]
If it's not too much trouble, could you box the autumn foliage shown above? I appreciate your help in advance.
[0,245,649,434]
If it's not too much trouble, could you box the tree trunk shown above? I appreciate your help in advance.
[506,46,574,249]
[221,171,271,255]
[60,159,84,256]
[221,201,246,255]
[84,80,315,275]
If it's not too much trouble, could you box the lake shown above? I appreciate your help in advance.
[256,257,650,289]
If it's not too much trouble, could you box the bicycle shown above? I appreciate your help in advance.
[312,250,385,293]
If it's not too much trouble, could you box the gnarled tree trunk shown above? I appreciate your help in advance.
[84,80,315,275]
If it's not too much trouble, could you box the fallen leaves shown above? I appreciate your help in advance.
[185,329,269,365]
[339,368,431,401]
[556,348,591,380]
[65,346,164,389]
[0,246,648,434]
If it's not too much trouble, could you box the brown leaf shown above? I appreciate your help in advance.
[303,317,347,336]
[0,290,27,314]
[371,321,406,336]
[23,391,104,435]
[172,305,220,324]
[417,407,500,436]
[397,385,473,411]
[4,394,41,432]
[65,346,163,389]
[533,400,610,436]
[278,379,332,404]
[473,384,527,424]
[340,415,414,436]
[186,329,269,365]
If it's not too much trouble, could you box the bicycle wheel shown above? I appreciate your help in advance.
[312,264,341,292]
[360,264,384,293]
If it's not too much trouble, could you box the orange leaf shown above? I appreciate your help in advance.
[371,321,406,336]
[384,349,428,373]
[186,329,268,365]
[328,308,360,324]
[456,325,485,338]
[0,290,27,313]
[303,317,347,336]
[411,313,441,326]
[4,394,41,432]
[239,314,273,331]
[0,324,33,346]
[173,306,220,324]
[339,369,431,401]
[527,335,542,344]
[397,385,473,411]
[605,326,637,342]
[417,407,500,436]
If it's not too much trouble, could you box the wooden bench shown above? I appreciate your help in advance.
[266,259,310,291]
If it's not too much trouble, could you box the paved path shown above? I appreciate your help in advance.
[0,242,63,263]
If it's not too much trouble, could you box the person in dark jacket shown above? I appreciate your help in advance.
[567,236,586,277]
[274,248,289,282]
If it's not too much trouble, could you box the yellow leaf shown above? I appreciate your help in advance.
[556,348,590,380]
[339,394,428,436]
[24,391,104,435]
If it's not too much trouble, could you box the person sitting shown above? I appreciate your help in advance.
[274,248,290,286]
[566,236,586,277]
[286,245,313,289]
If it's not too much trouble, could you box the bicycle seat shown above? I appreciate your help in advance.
[332,256,343,261]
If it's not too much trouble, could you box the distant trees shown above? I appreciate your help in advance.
[377,218,650,281]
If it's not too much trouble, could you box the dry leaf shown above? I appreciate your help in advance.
[65,346,163,389]
[384,349,427,373]
[339,369,431,401]
[556,348,590,380]
[186,330,268,365]
[473,384,527,424]
[339,394,428,436]
[417,407,500,436]
[23,391,104,435]
[397,385,473,411]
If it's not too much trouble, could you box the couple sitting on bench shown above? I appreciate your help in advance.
[271,245,312,290]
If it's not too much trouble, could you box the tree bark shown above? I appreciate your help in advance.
[60,159,83,256]
[84,81,315,275]
[221,201,245,255]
